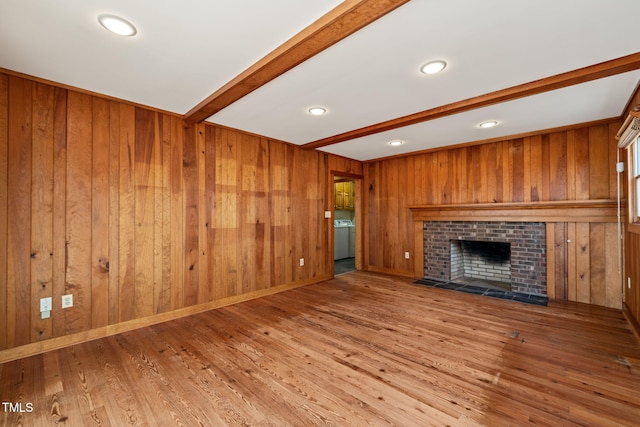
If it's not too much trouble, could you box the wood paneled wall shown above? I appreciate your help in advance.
[624,230,640,329]
[328,154,363,177]
[0,68,634,356]
[622,89,640,331]
[364,122,624,308]
[0,73,332,358]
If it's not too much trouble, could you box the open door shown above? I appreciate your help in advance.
[333,175,361,276]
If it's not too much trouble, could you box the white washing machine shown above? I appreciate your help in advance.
[334,220,352,260]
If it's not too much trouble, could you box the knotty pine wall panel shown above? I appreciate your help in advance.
[546,222,622,308]
[0,73,331,357]
[268,141,289,285]
[167,114,185,312]
[66,91,94,336]
[365,122,623,308]
[182,124,200,307]
[31,83,55,342]
[626,231,640,329]
[622,88,640,331]
[117,103,137,322]
[134,107,161,319]
[51,88,68,338]
[0,74,8,350]
[328,154,363,177]
[8,77,33,346]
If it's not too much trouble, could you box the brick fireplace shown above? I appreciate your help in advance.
[423,221,547,295]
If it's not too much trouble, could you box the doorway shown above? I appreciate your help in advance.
[333,177,357,275]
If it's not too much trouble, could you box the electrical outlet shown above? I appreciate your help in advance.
[405,252,410,259]
[324,211,332,219]
[40,297,52,312]
[300,258,305,266]
[40,297,52,320]
[62,294,73,309]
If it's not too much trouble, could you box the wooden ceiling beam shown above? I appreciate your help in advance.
[302,51,640,150]
[183,0,410,124]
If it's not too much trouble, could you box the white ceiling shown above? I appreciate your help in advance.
[2,1,639,161]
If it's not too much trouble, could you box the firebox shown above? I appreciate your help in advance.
[450,240,511,291]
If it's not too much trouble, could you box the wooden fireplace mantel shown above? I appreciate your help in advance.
[408,199,619,223]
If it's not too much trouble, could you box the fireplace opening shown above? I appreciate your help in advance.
[450,240,511,291]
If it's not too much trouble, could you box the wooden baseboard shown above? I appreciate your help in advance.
[623,302,640,343]
[0,275,331,364]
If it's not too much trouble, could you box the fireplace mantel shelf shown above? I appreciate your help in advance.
[409,199,619,223]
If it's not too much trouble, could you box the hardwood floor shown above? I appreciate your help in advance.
[2,271,640,426]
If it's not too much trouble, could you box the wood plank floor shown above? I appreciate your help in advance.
[2,271,640,426]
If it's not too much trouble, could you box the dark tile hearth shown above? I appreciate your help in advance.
[414,278,549,306]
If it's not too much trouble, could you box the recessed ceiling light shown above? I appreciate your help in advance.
[479,120,499,129]
[308,107,327,116]
[98,14,137,37]
[420,60,447,75]
[388,139,405,147]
